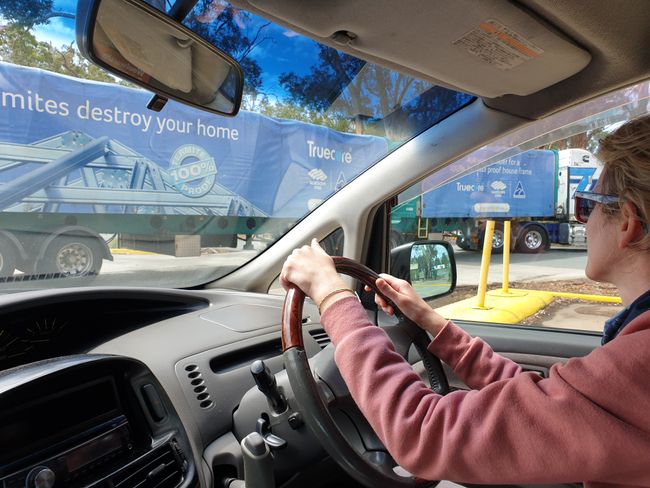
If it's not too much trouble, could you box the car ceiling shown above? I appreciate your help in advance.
[231,0,650,119]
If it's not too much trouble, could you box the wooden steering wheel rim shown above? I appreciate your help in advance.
[280,256,446,487]
[281,257,385,351]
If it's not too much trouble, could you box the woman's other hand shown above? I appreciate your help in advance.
[366,274,448,336]
[280,238,349,306]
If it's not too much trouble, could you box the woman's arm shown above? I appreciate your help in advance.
[278,240,521,389]
[322,297,650,485]
[368,273,523,389]
[426,319,522,389]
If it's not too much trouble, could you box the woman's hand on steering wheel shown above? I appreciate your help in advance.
[280,238,351,306]
[365,274,448,337]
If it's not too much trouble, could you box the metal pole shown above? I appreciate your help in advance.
[476,220,495,309]
[0,137,108,212]
[503,220,511,293]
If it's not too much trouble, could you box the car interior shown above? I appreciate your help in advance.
[1,1,650,487]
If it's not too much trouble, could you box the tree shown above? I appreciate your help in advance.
[279,45,469,138]
[279,46,366,133]
[184,1,269,105]
[540,127,608,154]
[0,24,124,84]
[0,0,73,27]
[253,96,353,132]
[1,0,268,99]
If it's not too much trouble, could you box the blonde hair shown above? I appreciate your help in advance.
[597,114,650,250]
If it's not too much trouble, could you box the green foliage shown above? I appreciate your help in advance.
[185,2,267,101]
[251,95,353,133]
[0,0,65,27]
[541,128,607,154]
[0,24,129,85]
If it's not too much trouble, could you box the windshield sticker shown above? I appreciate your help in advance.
[453,19,544,70]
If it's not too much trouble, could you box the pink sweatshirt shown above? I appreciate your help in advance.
[320,296,650,487]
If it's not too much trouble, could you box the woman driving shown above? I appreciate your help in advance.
[280,115,650,487]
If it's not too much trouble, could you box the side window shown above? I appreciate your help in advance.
[390,80,650,333]
[319,228,344,257]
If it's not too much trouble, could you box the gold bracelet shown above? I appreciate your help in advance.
[318,288,354,314]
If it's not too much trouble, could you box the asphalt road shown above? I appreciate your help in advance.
[2,245,610,332]
[94,246,588,289]
[1,246,589,292]
[453,247,588,287]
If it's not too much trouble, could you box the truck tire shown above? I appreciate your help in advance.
[477,225,504,254]
[491,228,505,254]
[516,224,549,254]
[456,234,472,251]
[42,235,104,277]
[0,236,17,279]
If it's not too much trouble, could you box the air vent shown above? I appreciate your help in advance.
[113,443,185,488]
[308,329,331,349]
[184,364,214,409]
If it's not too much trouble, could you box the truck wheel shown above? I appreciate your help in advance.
[42,236,104,277]
[516,225,549,254]
[477,226,504,253]
[456,234,472,251]
[491,228,505,254]
[0,236,17,279]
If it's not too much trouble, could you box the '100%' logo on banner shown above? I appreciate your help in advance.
[169,145,217,198]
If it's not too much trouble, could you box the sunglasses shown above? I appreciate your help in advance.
[574,191,620,224]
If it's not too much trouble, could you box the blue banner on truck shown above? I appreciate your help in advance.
[422,150,557,218]
[0,62,388,217]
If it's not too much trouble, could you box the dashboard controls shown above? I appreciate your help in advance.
[255,417,286,451]
[1,420,132,488]
[1,356,196,488]
[250,360,286,414]
[26,467,55,488]
[241,432,275,488]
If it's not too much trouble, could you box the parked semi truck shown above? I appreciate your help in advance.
[0,62,387,278]
[391,148,601,253]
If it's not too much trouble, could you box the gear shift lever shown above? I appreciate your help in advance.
[250,360,287,414]
[225,432,275,488]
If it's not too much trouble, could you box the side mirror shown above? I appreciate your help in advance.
[390,241,456,300]
[76,0,244,116]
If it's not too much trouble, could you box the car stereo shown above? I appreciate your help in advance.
[2,418,132,488]
[0,377,135,488]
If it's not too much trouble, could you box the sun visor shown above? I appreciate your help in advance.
[247,0,591,98]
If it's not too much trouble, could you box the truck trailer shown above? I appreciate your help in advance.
[391,148,601,253]
[0,62,387,278]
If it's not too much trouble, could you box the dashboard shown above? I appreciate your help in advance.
[0,290,209,371]
[0,355,197,488]
[0,287,329,488]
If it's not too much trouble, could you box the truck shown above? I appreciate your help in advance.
[0,62,388,278]
[391,147,601,253]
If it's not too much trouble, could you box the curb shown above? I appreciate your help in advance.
[435,288,621,324]
[110,248,159,256]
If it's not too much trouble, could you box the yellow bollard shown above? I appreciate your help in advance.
[503,221,511,294]
[475,220,495,309]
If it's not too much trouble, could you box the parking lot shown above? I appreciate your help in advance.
[3,245,619,332]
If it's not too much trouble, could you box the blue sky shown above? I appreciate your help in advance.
[30,0,322,100]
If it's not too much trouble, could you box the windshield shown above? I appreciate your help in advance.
[0,0,473,290]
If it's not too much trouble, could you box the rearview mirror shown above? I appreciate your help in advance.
[390,241,457,300]
[76,0,244,116]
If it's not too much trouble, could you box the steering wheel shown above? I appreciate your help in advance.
[281,257,449,487]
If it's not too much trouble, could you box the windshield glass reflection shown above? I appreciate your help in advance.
[0,0,473,290]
